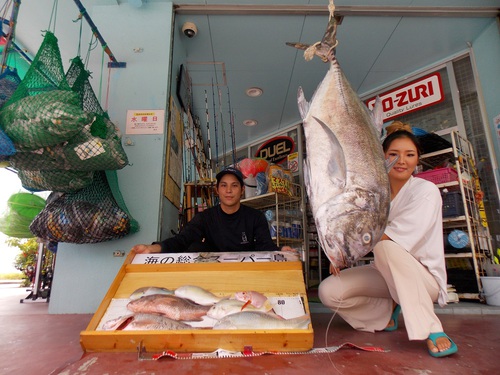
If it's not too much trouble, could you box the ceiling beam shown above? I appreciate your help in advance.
[174,5,499,18]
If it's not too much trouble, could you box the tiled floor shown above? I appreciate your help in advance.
[1,282,500,375]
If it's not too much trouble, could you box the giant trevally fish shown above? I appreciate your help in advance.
[287,15,390,271]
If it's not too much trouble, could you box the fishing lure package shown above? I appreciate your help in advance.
[266,164,293,196]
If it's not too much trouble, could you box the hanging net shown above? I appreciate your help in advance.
[0,32,91,149]
[17,169,94,192]
[0,31,95,191]
[30,171,134,243]
[8,57,129,172]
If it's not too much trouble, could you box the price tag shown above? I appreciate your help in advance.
[268,295,306,319]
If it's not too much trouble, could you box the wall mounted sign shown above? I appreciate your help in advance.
[126,109,165,134]
[365,73,444,122]
[255,136,295,164]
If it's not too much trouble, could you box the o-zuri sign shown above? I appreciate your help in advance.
[365,73,444,122]
[255,136,295,164]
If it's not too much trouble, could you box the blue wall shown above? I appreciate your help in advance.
[48,2,176,314]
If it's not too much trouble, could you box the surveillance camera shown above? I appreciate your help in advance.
[182,22,198,38]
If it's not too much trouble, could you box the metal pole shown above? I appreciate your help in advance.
[72,0,126,68]
[1,0,21,73]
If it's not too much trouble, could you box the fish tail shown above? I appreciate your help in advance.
[289,314,311,329]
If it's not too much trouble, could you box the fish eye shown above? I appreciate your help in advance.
[362,233,371,244]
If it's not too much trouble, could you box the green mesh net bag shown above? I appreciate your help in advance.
[60,56,128,171]
[9,117,127,171]
[0,31,95,192]
[30,171,137,243]
[7,56,128,172]
[0,32,92,150]
[17,169,94,193]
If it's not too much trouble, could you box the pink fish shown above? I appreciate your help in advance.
[101,313,192,331]
[127,294,210,321]
[233,291,272,310]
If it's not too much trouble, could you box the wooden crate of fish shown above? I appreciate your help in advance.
[80,251,313,353]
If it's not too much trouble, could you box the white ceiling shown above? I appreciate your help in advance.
[7,0,500,154]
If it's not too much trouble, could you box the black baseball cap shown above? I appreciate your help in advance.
[216,167,244,186]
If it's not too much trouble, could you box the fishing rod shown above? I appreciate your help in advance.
[191,113,198,218]
[218,88,227,168]
[204,90,214,181]
[0,0,21,74]
[227,87,237,166]
[72,0,125,68]
[211,80,219,173]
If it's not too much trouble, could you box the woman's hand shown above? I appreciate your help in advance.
[131,244,162,254]
[329,263,340,276]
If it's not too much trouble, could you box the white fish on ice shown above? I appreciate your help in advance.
[213,311,310,330]
[174,285,226,306]
[207,299,270,320]
[129,286,174,300]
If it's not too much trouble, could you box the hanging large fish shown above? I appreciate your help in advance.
[287,15,390,270]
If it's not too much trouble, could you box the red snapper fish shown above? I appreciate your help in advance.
[127,294,210,321]
[101,313,193,331]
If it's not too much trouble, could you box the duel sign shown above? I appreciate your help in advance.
[365,73,444,122]
[255,136,295,164]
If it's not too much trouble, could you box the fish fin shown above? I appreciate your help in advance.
[241,300,251,311]
[385,154,399,172]
[312,116,347,186]
[297,87,310,120]
[369,96,384,136]
[303,158,312,200]
[285,42,310,51]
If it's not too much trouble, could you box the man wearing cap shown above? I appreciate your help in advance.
[132,167,293,254]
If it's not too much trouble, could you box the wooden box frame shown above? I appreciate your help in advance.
[80,252,313,353]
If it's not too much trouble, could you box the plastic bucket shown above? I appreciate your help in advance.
[480,277,500,306]
[244,177,257,198]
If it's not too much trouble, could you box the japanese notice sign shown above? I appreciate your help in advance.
[126,109,165,135]
[132,251,300,265]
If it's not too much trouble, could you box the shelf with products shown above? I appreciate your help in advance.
[241,182,306,260]
[418,130,494,300]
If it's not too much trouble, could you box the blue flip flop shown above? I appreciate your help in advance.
[427,332,458,357]
[384,304,401,332]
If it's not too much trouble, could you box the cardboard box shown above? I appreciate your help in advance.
[80,251,313,353]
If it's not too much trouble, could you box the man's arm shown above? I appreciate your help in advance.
[132,213,206,254]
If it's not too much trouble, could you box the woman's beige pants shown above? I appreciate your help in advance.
[318,240,443,340]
